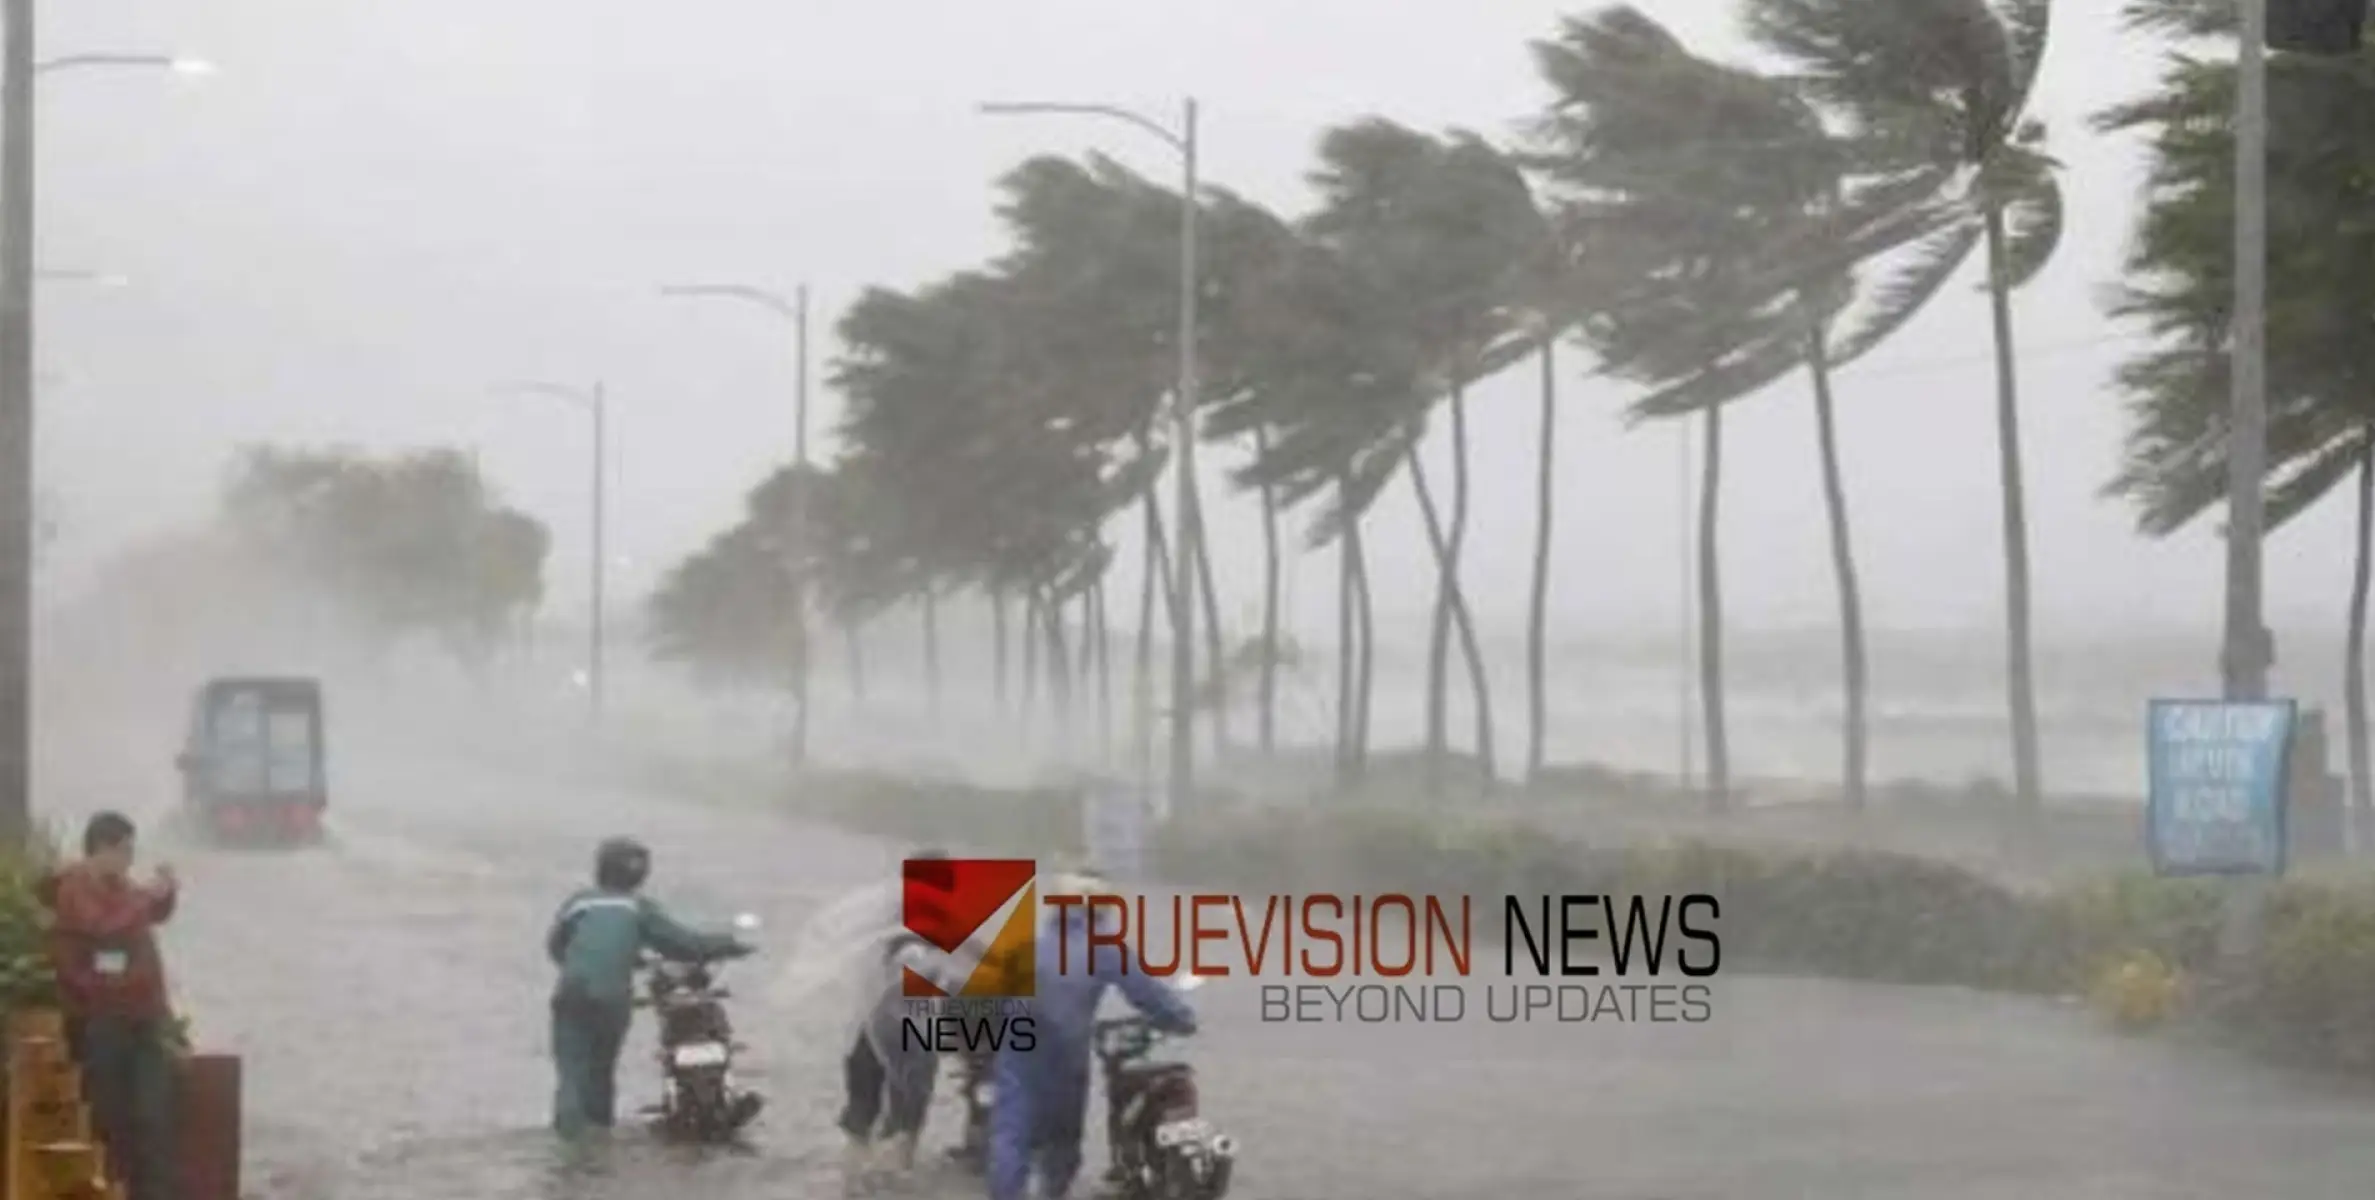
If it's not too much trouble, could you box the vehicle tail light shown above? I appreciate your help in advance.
[1161,1075,1198,1114]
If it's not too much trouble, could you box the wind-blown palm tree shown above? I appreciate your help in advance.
[2099,6,2375,839]
[1531,5,1969,811]
[1530,7,1867,811]
[1302,120,1543,797]
[1747,0,2066,817]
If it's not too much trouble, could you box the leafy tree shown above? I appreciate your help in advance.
[221,446,548,670]
[2097,4,2375,834]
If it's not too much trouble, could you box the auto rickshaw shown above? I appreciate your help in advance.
[175,676,327,845]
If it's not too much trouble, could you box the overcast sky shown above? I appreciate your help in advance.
[36,0,2348,657]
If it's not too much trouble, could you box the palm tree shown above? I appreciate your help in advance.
[1215,224,1414,788]
[1302,120,1543,797]
[2098,8,2375,841]
[1200,191,1315,758]
[1529,7,1857,811]
[1746,0,2066,818]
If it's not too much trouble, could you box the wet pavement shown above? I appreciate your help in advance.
[127,735,2375,1199]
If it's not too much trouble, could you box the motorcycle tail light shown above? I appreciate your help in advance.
[1164,1075,1199,1111]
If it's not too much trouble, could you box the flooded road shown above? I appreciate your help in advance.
[133,737,2375,1199]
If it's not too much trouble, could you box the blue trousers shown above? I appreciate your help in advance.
[550,996,632,1138]
[987,1052,1090,1200]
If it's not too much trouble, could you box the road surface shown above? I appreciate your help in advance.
[114,733,2375,1199]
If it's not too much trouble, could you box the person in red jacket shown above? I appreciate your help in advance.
[39,811,179,1200]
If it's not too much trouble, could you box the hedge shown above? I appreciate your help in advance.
[764,769,2375,1076]
[0,831,59,1018]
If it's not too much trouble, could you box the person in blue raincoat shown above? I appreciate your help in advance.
[988,872,1196,1200]
[546,837,752,1138]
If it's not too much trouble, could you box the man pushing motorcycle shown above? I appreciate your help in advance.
[546,837,753,1139]
[989,868,1197,1200]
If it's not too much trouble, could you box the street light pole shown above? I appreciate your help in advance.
[1170,97,1201,818]
[658,282,814,764]
[0,9,209,840]
[590,385,608,719]
[977,96,1203,816]
[793,284,810,759]
[496,381,607,722]
[0,0,36,844]
[795,284,811,469]
[2224,0,2272,704]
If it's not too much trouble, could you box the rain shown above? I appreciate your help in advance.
[12,1,2375,1198]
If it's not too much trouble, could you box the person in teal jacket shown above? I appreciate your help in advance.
[546,837,750,1138]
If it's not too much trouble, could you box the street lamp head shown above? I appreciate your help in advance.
[170,58,218,77]
[493,379,599,410]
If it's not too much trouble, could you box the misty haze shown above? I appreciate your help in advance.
[7,1,2375,1199]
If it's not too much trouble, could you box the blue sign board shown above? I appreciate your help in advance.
[2146,699,2295,877]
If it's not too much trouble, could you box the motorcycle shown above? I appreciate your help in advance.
[949,975,1236,1200]
[638,912,766,1142]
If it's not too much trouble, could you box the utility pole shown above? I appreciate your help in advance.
[655,281,814,764]
[1168,97,1201,818]
[0,0,38,844]
[590,385,607,720]
[791,284,811,765]
[2218,0,2273,962]
[795,285,810,469]
[2224,0,2272,705]
[494,380,608,723]
[975,96,1204,812]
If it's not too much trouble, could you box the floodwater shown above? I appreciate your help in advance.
[134,733,2375,1199]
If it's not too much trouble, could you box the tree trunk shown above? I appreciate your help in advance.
[1406,437,1498,793]
[1982,204,2043,818]
[1022,589,1041,721]
[1698,405,1730,813]
[923,590,941,713]
[1336,479,1358,789]
[1093,578,1114,764]
[1425,410,1457,794]
[845,621,867,706]
[1139,485,1184,787]
[1807,329,1869,813]
[1190,496,1230,759]
[1526,343,1557,785]
[1045,589,1073,729]
[993,589,1010,706]
[1137,487,1161,788]
[788,577,811,768]
[1256,424,1282,756]
[1350,510,1376,780]
[2348,427,2373,851]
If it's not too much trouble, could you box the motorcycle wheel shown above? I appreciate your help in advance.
[1152,1149,1231,1200]
[670,1070,729,1140]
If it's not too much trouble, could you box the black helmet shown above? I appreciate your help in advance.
[595,837,650,891]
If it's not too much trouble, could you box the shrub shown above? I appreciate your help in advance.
[0,829,59,1021]
[2089,950,2183,1033]
[2223,877,2375,1070]
[777,770,2375,1081]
